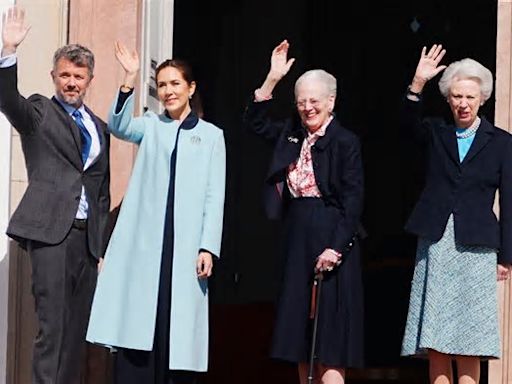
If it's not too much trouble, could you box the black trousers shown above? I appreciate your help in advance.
[115,349,197,384]
[28,226,98,384]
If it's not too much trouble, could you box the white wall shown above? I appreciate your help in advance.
[0,2,15,383]
[142,0,174,113]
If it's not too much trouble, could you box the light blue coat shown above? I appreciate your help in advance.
[86,93,226,372]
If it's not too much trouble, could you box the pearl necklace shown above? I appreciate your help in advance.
[456,117,481,139]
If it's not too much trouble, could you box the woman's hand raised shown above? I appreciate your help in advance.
[115,41,139,75]
[255,40,296,100]
[268,40,295,82]
[413,44,447,86]
[115,41,139,89]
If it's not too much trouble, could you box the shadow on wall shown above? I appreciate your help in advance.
[6,240,37,384]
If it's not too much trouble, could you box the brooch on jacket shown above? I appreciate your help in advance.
[287,136,299,143]
[190,135,201,144]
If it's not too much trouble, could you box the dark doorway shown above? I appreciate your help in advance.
[173,1,497,383]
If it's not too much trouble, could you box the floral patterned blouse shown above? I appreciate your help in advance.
[287,116,332,197]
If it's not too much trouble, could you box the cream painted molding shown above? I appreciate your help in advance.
[58,0,69,46]
[489,2,512,384]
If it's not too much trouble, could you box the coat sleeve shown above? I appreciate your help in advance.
[0,64,44,135]
[400,95,441,144]
[330,135,364,253]
[499,135,512,265]
[108,91,148,144]
[199,132,226,258]
[243,98,287,143]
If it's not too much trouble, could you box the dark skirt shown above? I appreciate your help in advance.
[270,198,364,368]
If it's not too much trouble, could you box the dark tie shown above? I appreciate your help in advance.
[72,109,92,164]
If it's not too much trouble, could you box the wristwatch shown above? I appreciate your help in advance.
[407,85,422,98]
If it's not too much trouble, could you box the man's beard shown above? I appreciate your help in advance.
[58,89,85,107]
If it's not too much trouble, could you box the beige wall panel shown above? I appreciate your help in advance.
[495,2,512,130]
[15,0,67,97]
[9,136,26,183]
[69,0,141,209]
[9,182,26,221]
[490,2,512,384]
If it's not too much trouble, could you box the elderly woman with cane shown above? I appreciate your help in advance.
[401,44,512,384]
[244,40,365,384]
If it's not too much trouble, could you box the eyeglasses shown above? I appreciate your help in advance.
[295,98,322,109]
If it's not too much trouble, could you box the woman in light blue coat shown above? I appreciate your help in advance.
[86,42,226,384]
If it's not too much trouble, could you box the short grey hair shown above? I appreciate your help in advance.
[294,69,337,98]
[53,44,95,78]
[438,58,493,102]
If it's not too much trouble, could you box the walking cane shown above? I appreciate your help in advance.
[307,271,323,384]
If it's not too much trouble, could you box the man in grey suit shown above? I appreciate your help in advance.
[0,6,110,384]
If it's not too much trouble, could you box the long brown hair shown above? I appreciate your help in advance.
[155,59,204,118]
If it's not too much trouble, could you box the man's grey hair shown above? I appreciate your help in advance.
[53,44,95,77]
[294,69,337,98]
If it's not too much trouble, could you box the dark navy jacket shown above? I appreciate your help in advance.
[244,100,364,254]
[402,97,512,264]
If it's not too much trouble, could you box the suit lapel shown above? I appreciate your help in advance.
[460,117,494,166]
[283,126,304,164]
[439,123,460,166]
[85,105,107,168]
[267,125,304,183]
[314,117,338,151]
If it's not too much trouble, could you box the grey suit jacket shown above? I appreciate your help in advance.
[0,64,110,259]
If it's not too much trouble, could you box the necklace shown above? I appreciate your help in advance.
[456,117,481,139]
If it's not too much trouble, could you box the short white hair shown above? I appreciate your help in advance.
[294,69,337,98]
[438,58,493,102]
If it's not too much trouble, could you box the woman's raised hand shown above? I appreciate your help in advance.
[2,6,31,56]
[255,40,296,99]
[114,41,140,76]
[414,44,447,85]
[268,40,295,81]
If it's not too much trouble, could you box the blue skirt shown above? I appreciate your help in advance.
[270,198,364,368]
[401,214,500,358]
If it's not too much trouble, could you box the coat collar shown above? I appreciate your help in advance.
[440,116,494,166]
[311,116,340,150]
[163,110,199,130]
[84,104,108,168]
[286,115,341,151]
[439,121,459,166]
[461,116,494,165]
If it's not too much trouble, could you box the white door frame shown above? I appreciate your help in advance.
[141,0,174,114]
